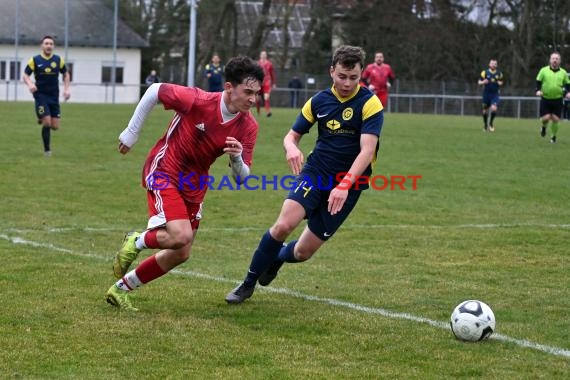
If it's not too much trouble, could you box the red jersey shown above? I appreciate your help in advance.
[258,59,275,87]
[362,63,395,94]
[142,84,258,202]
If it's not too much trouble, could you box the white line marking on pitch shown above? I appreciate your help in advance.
[5,222,570,235]
[1,232,569,359]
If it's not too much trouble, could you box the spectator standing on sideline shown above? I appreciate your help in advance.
[535,52,570,143]
[204,54,225,92]
[22,35,70,157]
[105,56,264,311]
[226,45,384,304]
[145,70,160,86]
[288,75,303,108]
[478,59,504,132]
[256,50,276,117]
[362,51,395,109]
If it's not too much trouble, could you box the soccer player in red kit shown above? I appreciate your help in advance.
[256,50,276,117]
[362,52,395,108]
[105,56,264,311]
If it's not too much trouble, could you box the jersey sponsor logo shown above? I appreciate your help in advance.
[316,112,328,118]
[342,108,353,121]
[195,122,206,131]
[326,119,341,130]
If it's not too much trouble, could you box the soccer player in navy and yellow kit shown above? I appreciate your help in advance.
[478,59,503,132]
[23,35,70,156]
[535,52,570,143]
[227,45,384,304]
[204,53,224,92]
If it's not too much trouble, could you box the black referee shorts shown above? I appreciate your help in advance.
[540,97,563,118]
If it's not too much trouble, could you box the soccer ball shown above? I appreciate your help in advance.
[450,300,495,342]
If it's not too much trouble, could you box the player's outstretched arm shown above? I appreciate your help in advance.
[283,130,304,175]
[328,133,378,215]
[63,71,71,100]
[118,83,161,154]
[22,73,37,93]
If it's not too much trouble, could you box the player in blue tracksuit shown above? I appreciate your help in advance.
[23,35,70,156]
[227,45,384,304]
[478,59,504,132]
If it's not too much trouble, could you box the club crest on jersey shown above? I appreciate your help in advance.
[195,122,206,131]
[342,108,354,121]
[50,61,57,69]
[326,119,341,131]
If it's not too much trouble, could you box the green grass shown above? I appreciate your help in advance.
[0,101,569,379]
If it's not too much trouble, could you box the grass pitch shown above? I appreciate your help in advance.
[0,101,569,379]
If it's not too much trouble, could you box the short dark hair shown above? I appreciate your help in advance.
[41,35,55,43]
[331,45,365,70]
[224,56,264,86]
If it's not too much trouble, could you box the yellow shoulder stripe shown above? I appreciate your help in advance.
[301,98,314,123]
[27,57,35,70]
[362,96,383,120]
[60,57,66,69]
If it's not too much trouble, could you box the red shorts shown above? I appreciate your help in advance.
[146,187,202,230]
[376,91,389,108]
[261,82,272,95]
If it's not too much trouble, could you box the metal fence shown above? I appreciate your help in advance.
[4,77,568,120]
[265,88,550,119]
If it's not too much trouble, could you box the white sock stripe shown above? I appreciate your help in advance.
[123,270,143,289]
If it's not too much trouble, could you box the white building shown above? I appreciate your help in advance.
[0,0,148,103]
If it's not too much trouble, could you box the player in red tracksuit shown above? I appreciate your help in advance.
[256,50,276,117]
[362,51,395,109]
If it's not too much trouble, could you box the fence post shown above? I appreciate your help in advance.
[395,79,399,113]
[441,81,445,114]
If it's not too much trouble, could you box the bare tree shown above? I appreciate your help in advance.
[247,0,273,58]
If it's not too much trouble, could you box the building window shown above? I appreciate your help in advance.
[1,60,21,80]
[102,66,124,84]
[9,61,21,80]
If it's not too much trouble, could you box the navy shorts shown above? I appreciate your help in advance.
[482,93,499,107]
[540,98,563,118]
[287,171,362,241]
[34,93,61,120]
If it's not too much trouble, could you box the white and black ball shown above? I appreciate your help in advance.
[450,300,495,342]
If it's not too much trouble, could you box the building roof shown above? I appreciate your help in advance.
[0,0,148,48]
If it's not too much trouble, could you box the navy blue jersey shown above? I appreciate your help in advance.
[24,54,67,96]
[479,69,503,95]
[204,63,224,92]
[292,85,383,181]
